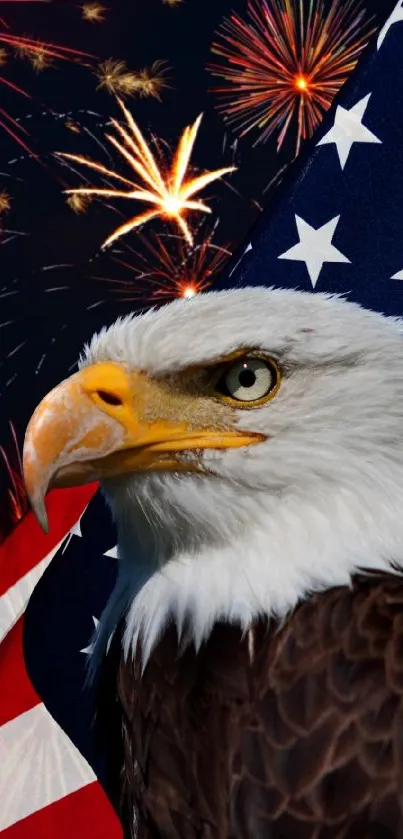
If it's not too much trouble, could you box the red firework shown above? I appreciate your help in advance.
[0,421,29,543]
[208,0,375,156]
[92,224,232,302]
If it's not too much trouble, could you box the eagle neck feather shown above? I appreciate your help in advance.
[92,466,403,674]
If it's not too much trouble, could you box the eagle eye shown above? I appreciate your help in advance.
[96,390,123,407]
[215,354,280,407]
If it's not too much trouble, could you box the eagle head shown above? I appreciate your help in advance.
[23,287,403,662]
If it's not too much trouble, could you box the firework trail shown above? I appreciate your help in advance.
[92,221,232,302]
[0,421,29,542]
[57,97,236,247]
[208,0,375,156]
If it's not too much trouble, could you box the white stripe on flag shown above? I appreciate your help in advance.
[0,538,65,645]
[0,702,95,830]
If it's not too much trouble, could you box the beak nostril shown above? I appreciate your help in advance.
[96,390,123,407]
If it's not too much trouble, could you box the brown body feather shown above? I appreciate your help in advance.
[111,573,403,839]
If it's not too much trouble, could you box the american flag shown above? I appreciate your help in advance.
[0,484,121,837]
[1,1,403,835]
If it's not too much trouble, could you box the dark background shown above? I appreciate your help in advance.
[0,0,397,540]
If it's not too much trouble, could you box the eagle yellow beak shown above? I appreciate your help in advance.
[23,361,263,533]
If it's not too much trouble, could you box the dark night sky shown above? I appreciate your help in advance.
[0,0,398,539]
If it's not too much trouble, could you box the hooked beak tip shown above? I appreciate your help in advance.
[30,494,49,534]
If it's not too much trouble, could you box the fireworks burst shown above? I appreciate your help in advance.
[58,97,235,247]
[81,2,107,23]
[95,58,169,100]
[0,421,29,541]
[94,223,231,302]
[209,0,375,155]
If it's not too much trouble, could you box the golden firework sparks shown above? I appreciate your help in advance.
[66,193,91,214]
[0,47,7,66]
[29,44,52,72]
[65,118,81,134]
[81,3,107,23]
[58,98,236,247]
[0,189,11,213]
[95,58,169,100]
[163,0,183,5]
[132,60,170,100]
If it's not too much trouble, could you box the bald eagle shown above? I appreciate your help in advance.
[23,287,403,839]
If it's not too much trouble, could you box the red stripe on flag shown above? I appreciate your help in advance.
[0,780,122,839]
[0,484,98,597]
[0,615,39,727]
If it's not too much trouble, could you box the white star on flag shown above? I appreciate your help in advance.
[278,215,350,288]
[61,503,90,554]
[229,241,252,278]
[377,0,403,50]
[391,268,403,279]
[316,94,381,169]
[103,544,118,558]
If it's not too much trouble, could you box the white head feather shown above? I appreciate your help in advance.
[81,286,403,668]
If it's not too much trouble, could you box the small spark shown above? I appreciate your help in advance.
[163,0,183,5]
[66,192,90,213]
[65,119,81,134]
[29,45,53,72]
[7,340,26,357]
[0,189,11,213]
[58,98,236,247]
[0,227,24,245]
[81,3,107,23]
[0,47,7,65]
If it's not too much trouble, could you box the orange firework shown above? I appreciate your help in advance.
[58,97,235,247]
[93,224,231,302]
[209,0,375,155]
